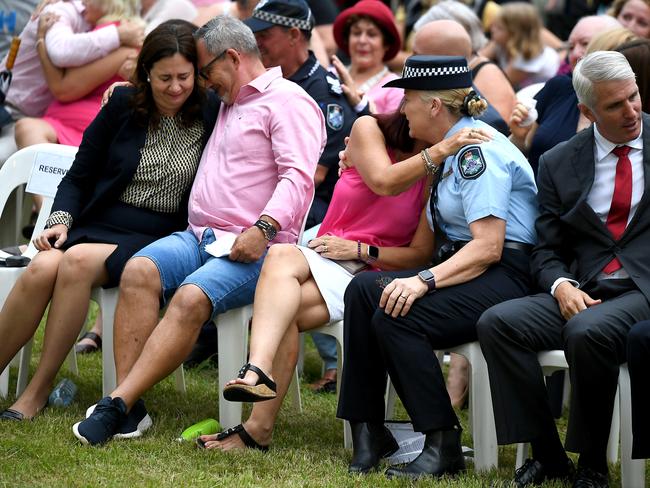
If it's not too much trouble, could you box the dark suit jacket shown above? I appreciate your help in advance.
[51,86,219,230]
[532,112,650,300]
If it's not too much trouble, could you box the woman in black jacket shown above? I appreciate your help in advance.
[0,20,218,421]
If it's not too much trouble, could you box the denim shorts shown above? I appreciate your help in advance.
[133,229,266,320]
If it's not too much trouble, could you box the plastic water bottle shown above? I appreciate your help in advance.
[48,378,77,407]
[177,418,220,442]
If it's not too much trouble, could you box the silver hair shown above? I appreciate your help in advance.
[573,51,635,109]
[194,15,260,57]
[414,0,487,53]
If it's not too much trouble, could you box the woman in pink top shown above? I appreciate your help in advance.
[15,0,140,147]
[330,0,403,114]
[196,110,434,451]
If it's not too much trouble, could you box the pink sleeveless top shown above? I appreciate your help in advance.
[43,22,123,146]
[318,153,426,254]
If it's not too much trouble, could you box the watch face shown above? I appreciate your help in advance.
[368,245,379,260]
[418,269,434,281]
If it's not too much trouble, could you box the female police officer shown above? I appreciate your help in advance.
[336,55,539,479]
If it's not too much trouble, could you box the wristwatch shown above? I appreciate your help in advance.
[254,219,277,241]
[417,269,436,293]
[367,245,379,263]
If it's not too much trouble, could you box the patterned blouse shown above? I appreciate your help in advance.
[47,115,205,229]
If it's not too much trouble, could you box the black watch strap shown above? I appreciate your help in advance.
[254,219,277,241]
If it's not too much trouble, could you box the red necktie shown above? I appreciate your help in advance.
[603,145,632,274]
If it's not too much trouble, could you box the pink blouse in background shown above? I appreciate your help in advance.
[367,71,403,115]
[318,156,426,256]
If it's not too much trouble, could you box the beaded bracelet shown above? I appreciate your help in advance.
[357,240,362,261]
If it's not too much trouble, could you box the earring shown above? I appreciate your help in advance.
[147,76,151,82]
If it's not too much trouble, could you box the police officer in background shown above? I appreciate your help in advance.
[336,55,539,479]
[244,0,356,229]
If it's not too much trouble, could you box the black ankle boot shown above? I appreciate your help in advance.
[349,422,399,474]
[385,425,465,479]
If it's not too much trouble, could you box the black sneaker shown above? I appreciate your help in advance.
[115,399,152,439]
[73,396,127,446]
[84,399,152,439]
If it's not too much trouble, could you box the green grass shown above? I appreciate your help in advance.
[0,308,647,487]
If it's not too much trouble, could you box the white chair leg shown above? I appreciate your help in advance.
[0,365,8,398]
[98,289,119,396]
[607,384,620,465]
[515,443,529,469]
[66,346,78,376]
[462,342,498,472]
[16,337,33,397]
[288,366,302,412]
[173,366,186,393]
[216,305,251,429]
[384,378,397,420]
[619,364,645,488]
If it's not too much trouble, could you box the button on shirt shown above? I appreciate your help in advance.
[427,117,538,244]
[2,0,120,117]
[188,66,326,244]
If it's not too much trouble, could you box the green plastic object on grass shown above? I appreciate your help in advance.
[177,418,221,442]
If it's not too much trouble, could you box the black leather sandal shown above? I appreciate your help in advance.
[0,408,27,421]
[75,331,102,354]
[222,363,277,402]
[196,424,269,452]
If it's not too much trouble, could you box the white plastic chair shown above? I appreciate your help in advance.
[286,320,351,446]
[215,192,315,429]
[515,350,620,468]
[618,364,645,488]
[383,341,498,472]
[0,144,78,398]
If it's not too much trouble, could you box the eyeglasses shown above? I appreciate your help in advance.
[198,49,228,81]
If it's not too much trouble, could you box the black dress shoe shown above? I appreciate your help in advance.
[514,457,575,487]
[385,426,465,479]
[573,466,608,488]
[348,422,399,474]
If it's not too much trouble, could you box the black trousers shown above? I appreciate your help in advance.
[477,282,650,458]
[336,248,531,433]
[627,320,650,459]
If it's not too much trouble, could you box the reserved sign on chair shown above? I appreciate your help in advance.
[26,150,75,198]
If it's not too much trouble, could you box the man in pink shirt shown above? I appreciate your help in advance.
[0,0,143,164]
[72,15,326,445]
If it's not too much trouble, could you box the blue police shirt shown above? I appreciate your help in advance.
[426,117,538,244]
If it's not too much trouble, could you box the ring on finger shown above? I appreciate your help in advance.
[323,245,328,253]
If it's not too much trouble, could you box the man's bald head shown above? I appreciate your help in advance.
[413,20,472,58]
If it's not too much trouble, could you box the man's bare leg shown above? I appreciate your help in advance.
[110,284,211,408]
[113,257,163,384]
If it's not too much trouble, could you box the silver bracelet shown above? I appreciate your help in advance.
[421,149,440,176]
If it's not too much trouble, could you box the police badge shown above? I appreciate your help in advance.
[458,146,486,179]
[327,104,344,131]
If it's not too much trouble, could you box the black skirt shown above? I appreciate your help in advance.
[61,201,185,288]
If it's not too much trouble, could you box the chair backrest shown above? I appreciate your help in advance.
[0,143,78,257]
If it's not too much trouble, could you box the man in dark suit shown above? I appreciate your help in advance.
[476,50,650,488]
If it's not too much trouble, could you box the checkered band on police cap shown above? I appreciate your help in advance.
[383,55,473,90]
[249,0,314,31]
[401,64,470,79]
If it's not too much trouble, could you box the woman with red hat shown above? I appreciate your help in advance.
[331,0,403,114]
